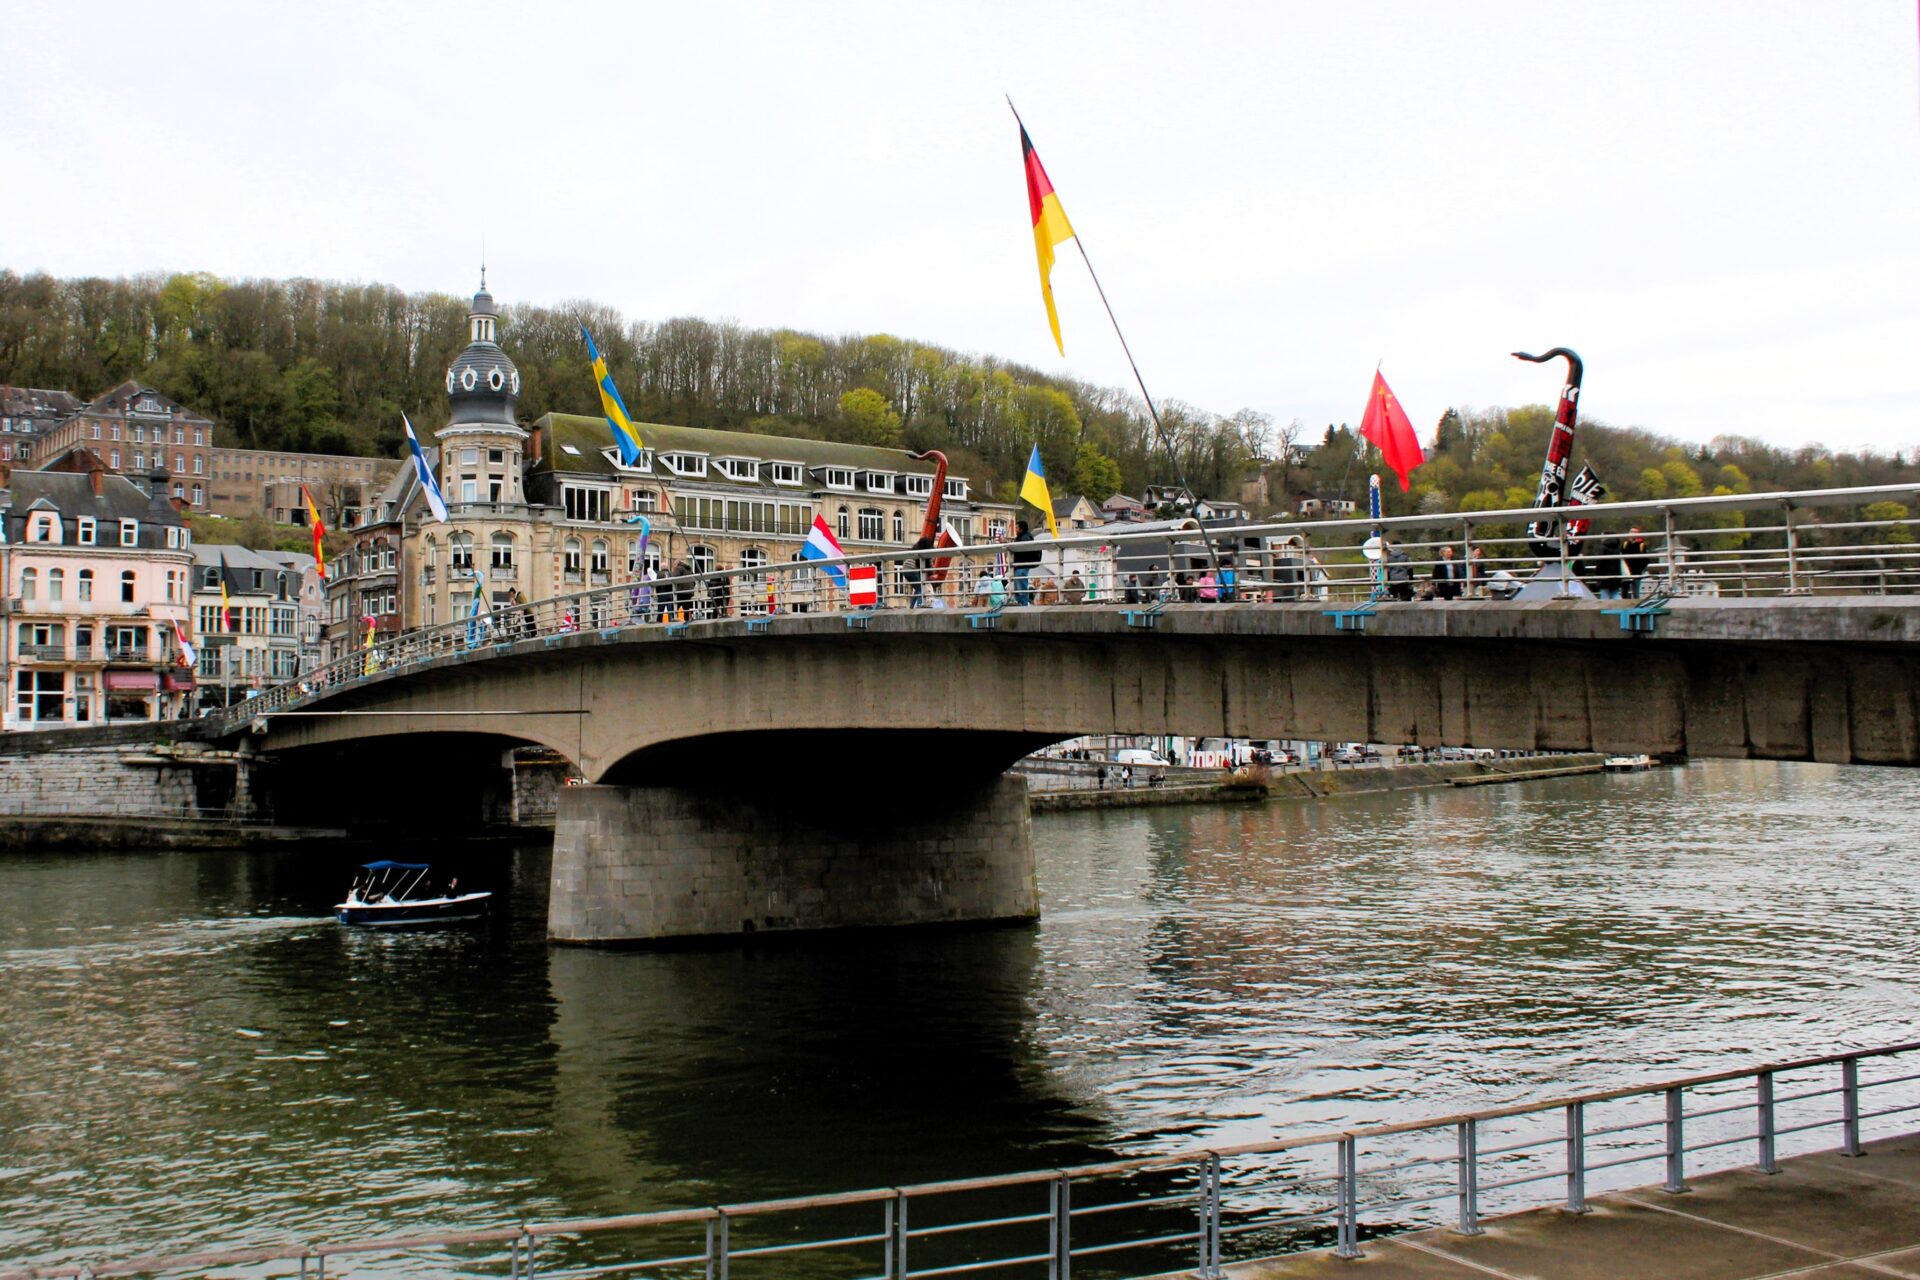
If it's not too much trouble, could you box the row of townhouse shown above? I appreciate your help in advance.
[188,545,326,707]
[320,282,1020,659]
[0,458,197,729]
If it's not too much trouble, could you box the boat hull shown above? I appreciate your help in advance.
[335,893,492,928]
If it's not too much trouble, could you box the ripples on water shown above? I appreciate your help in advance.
[1,761,1916,1268]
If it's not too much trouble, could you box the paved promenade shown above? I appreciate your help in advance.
[1229,1134,1920,1279]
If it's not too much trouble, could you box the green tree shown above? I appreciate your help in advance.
[837,387,902,447]
[1071,443,1123,503]
[1862,501,1914,545]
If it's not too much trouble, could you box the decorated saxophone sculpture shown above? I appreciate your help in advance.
[1513,347,1584,557]
[906,449,958,583]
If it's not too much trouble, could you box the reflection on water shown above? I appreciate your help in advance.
[2,761,1918,1269]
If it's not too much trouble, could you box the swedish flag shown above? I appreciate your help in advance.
[582,326,644,465]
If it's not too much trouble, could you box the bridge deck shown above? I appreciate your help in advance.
[1221,1133,1920,1279]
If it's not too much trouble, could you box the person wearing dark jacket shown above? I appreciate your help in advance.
[1010,521,1041,605]
[1384,542,1414,601]
[1430,545,1466,600]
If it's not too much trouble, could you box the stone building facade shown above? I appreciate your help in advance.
[206,447,397,525]
[0,459,196,728]
[322,281,1016,658]
[34,382,216,510]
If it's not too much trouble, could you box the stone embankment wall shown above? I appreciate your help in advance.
[1028,754,1612,813]
[0,721,269,849]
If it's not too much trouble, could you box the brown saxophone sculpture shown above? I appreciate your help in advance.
[906,449,958,584]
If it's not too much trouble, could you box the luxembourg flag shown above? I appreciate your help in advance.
[800,513,848,588]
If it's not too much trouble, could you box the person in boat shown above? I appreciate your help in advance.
[444,876,460,898]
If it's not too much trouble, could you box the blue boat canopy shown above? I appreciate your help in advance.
[361,861,431,871]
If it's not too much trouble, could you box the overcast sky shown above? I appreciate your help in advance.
[5,1,1917,455]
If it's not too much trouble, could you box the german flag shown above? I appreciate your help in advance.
[1021,123,1076,354]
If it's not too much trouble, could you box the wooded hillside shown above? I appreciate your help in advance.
[2,270,1910,531]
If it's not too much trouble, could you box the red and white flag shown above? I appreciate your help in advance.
[847,564,878,608]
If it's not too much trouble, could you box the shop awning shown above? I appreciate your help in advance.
[103,671,160,691]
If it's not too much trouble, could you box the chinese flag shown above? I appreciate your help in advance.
[1359,370,1425,492]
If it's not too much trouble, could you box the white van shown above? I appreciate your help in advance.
[1113,748,1170,767]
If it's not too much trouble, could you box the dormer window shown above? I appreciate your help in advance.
[714,458,759,483]
[769,462,804,487]
[823,468,856,492]
[28,514,57,542]
[902,475,934,498]
[864,471,894,492]
[660,452,707,478]
[944,478,969,500]
[119,519,139,547]
[77,517,95,545]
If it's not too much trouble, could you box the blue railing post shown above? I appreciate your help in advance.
[1756,1072,1779,1174]
[1456,1119,1485,1235]
[1843,1058,1865,1157]
[1335,1137,1363,1259]
[1048,1172,1072,1280]
[893,1190,909,1280]
[1565,1101,1590,1212]
[1663,1087,1689,1193]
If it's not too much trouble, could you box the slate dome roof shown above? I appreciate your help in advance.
[444,282,520,427]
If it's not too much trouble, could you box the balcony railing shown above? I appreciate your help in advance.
[103,644,150,663]
[19,644,64,661]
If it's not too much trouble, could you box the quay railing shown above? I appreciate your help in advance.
[210,482,1920,735]
[10,1039,1920,1280]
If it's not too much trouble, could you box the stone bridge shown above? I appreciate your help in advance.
[242,596,1920,944]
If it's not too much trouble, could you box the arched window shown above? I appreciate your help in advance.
[449,532,474,569]
[858,508,884,541]
[490,531,515,570]
[590,539,609,575]
[19,568,36,602]
[689,544,716,574]
[77,569,93,602]
[837,505,850,540]
[47,569,63,603]
[120,571,137,603]
[893,510,906,543]
[563,537,583,578]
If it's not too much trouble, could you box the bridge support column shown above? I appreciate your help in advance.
[549,774,1037,944]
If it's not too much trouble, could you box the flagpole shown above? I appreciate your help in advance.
[1007,99,1224,580]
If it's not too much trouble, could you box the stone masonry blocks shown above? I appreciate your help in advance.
[549,774,1037,944]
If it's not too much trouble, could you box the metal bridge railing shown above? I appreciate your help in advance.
[205,482,1920,736]
[11,1040,1919,1280]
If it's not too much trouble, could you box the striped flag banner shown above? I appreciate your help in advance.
[847,564,878,608]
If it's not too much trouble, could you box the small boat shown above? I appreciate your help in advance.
[1604,753,1654,772]
[336,861,491,927]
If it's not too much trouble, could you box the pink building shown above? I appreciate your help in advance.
[2,458,196,728]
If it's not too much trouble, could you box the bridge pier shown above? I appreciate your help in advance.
[549,774,1037,944]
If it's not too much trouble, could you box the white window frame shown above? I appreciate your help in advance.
[823,468,856,492]
[902,475,934,498]
[864,471,894,492]
[714,457,759,483]
[119,519,139,547]
[660,452,707,478]
[769,462,804,487]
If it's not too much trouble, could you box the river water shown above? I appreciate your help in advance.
[3,760,1917,1272]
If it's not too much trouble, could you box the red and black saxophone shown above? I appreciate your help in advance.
[1513,347,1590,557]
[906,449,958,584]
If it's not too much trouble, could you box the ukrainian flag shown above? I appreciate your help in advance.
[582,326,644,465]
[1021,443,1059,538]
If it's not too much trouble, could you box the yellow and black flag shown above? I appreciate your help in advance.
[1021,123,1077,354]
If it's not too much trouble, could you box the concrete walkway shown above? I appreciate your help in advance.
[1226,1134,1920,1279]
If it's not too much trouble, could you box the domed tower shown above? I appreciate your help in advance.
[438,272,528,507]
